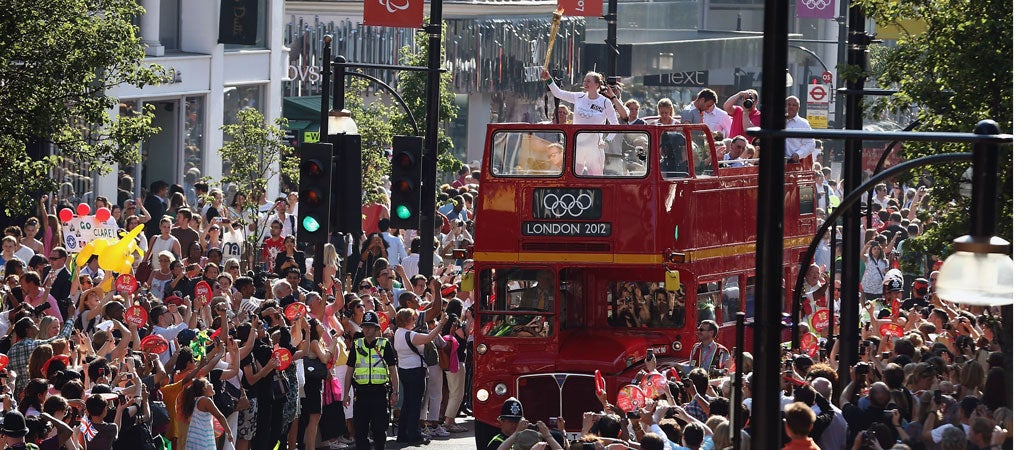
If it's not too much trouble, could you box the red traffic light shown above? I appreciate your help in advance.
[394,151,416,169]
[300,159,327,177]
[299,187,324,206]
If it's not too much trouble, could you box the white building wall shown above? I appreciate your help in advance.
[99,0,285,202]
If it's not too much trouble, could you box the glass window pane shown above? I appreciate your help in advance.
[722,275,741,323]
[659,130,689,178]
[607,281,685,328]
[222,85,265,188]
[479,268,554,338]
[489,131,566,176]
[697,281,720,324]
[183,96,205,209]
[574,131,648,178]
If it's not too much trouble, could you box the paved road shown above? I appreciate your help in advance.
[329,415,481,449]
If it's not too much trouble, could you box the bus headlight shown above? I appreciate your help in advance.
[672,340,683,351]
[494,383,508,396]
[476,343,488,355]
[476,389,490,402]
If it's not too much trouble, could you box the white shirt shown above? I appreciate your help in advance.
[394,328,426,369]
[153,322,188,365]
[546,81,618,126]
[785,115,816,160]
[702,107,733,136]
[14,245,34,265]
[382,232,408,266]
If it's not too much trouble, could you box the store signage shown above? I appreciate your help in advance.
[642,71,708,87]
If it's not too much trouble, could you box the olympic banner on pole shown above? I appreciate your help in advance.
[363,0,424,28]
[558,0,603,17]
[797,0,836,19]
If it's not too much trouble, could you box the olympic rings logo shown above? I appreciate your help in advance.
[802,0,830,10]
[542,192,594,218]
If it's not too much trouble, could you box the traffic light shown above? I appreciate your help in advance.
[390,135,424,229]
[298,142,333,246]
[330,133,363,237]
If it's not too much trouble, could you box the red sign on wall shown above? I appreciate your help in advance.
[363,0,424,28]
[558,0,603,17]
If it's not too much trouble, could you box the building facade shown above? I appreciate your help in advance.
[66,0,288,207]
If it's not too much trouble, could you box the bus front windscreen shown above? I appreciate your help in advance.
[479,268,555,338]
[607,281,686,328]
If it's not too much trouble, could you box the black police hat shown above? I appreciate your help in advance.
[361,311,380,328]
[499,397,524,420]
[0,410,29,437]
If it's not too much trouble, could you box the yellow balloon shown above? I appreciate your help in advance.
[98,224,146,271]
[100,275,115,293]
[76,241,97,267]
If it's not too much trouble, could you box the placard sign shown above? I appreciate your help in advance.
[115,274,138,294]
[274,347,293,370]
[879,323,904,337]
[125,305,148,328]
[528,188,607,236]
[60,217,119,252]
[194,281,213,306]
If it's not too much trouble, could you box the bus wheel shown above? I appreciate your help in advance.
[475,420,502,450]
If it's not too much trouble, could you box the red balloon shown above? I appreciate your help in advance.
[95,207,111,222]
[77,203,91,216]
[59,208,74,223]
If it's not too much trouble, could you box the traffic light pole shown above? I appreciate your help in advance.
[417,0,444,278]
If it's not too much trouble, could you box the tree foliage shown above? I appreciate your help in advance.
[860,0,1012,257]
[218,107,298,265]
[393,21,461,181]
[0,0,169,216]
[344,77,399,206]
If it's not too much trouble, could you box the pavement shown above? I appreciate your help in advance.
[319,415,480,450]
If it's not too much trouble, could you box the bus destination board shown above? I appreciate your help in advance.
[522,221,612,237]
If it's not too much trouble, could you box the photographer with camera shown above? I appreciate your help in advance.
[722,89,761,142]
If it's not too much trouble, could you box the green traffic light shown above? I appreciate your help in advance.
[396,205,412,220]
[302,216,321,232]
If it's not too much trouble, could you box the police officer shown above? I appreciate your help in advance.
[342,311,399,450]
[487,397,525,450]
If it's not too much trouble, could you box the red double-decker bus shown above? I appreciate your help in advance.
[468,122,816,446]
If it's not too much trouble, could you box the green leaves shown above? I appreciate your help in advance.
[0,0,169,216]
[860,0,1012,257]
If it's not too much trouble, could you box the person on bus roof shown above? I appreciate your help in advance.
[689,320,731,377]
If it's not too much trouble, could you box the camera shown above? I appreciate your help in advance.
[31,302,51,316]
[882,410,894,421]
[606,76,621,86]
[743,98,755,109]
[855,362,871,375]
[864,430,876,442]
[548,417,559,427]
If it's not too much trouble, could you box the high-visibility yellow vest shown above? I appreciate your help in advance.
[352,338,389,385]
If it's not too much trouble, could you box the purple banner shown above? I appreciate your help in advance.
[797,0,836,19]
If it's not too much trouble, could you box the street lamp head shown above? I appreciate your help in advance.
[935,235,1013,305]
[328,109,358,135]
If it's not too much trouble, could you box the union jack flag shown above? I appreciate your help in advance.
[79,416,97,442]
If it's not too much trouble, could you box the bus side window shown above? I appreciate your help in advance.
[691,129,714,176]
[721,276,740,323]
[744,276,756,319]
[696,281,720,323]
[659,131,689,179]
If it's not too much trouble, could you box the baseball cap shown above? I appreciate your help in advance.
[499,397,524,420]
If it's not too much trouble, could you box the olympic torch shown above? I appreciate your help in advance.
[542,7,565,72]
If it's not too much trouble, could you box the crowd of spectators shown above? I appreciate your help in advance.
[0,171,482,450]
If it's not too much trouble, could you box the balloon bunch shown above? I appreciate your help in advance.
[74,224,146,286]
[59,203,113,223]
